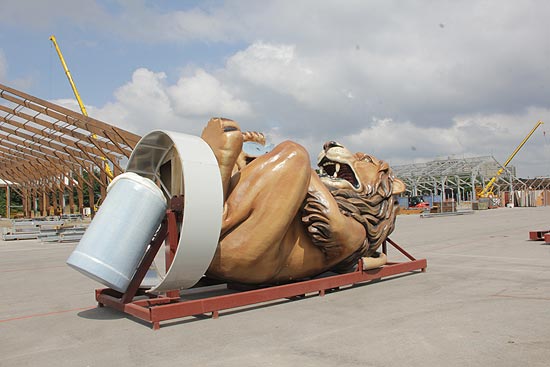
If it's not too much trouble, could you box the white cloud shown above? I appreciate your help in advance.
[0,0,108,28]
[89,67,251,136]
[3,1,550,176]
[344,118,462,159]
[75,33,550,177]
[168,69,251,117]
[5,2,549,128]
[227,43,319,105]
[137,7,242,43]
[51,98,82,113]
[342,107,550,177]
[88,68,176,134]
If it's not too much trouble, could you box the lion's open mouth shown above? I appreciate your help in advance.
[318,157,359,188]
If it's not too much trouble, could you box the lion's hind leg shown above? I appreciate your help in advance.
[208,141,313,283]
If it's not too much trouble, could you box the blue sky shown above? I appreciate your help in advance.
[0,0,243,104]
[1,0,550,177]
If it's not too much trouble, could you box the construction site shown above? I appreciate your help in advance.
[1,73,549,220]
[1,39,548,220]
[1,37,550,367]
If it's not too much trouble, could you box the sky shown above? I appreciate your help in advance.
[1,0,550,177]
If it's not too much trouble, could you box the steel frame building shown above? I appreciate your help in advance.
[392,155,536,202]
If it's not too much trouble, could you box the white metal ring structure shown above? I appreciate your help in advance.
[126,130,223,292]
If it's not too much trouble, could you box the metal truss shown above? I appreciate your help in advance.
[0,83,141,216]
[391,155,543,200]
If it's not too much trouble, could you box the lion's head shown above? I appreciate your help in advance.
[317,141,405,196]
[314,141,405,272]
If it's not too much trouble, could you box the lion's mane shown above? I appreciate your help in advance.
[302,157,401,273]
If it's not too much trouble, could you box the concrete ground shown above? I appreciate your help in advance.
[1,206,549,366]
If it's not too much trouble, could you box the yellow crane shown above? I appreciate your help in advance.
[49,35,113,180]
[478,120,544,198]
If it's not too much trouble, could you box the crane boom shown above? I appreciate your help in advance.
[479,120,544,198]
[49,35,113,180]
[49,35,88,116]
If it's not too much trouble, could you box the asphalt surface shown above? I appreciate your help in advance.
[1,206,549,366]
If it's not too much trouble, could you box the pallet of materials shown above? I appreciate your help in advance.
[40,227,87,243]
[2,220,87,241]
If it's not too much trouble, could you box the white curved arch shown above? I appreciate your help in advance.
[126,130,223,292]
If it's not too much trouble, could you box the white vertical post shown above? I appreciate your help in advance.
[6,185,10,219]
[471,174,476,201]
[441,177,446,213]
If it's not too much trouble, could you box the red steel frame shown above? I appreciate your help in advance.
[96,199,428,330]
[528,230,550,241]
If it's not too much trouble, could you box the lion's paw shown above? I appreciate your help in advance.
[361,253,387,270]
[201,117,243,168]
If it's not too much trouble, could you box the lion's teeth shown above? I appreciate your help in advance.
[333,171,337,178]
[335,163,340,173]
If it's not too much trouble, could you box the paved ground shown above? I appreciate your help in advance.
[1,206,549,366]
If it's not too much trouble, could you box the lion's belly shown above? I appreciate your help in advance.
[206,218,328,284]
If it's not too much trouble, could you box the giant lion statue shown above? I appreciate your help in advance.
[200,118,405,284]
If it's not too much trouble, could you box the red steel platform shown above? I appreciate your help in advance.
[95,204,427,330]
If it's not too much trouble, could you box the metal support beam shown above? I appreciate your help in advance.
[5,185,9,219]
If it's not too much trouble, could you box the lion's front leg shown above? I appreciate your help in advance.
[201,118,243,200]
